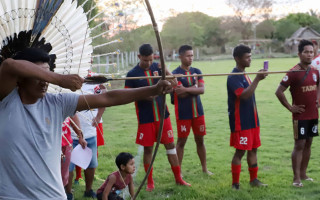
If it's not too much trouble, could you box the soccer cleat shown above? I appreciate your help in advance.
[83,189,96,198]
[250,179,268,187]
[232,183,240,190]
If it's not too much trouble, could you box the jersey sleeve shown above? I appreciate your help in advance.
[227,75,244,97]
[280,72,292,88]
[61,93,80,119]
[195,68,204,83]
[125,71,135,88]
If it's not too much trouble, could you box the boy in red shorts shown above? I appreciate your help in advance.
[227,44,268,190]
[125,44,190,191]
[172,45,212,175]
[276,39,320,187]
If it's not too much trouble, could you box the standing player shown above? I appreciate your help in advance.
[227,44,268,190]
[172,45,212,175]
[125,44,190,191]
[275,39,320,187]
[311,40,320,71]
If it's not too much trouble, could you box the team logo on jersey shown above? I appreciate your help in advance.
[312,125,318,133]
[139,133,144,140]
[181,125,187,132]
[153,71,159,76]
[94,86,101,94]
[167,130,173,138]
[282,75,288,82]
[313,73,317,82]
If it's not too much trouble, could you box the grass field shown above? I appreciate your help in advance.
[73,58,320,200]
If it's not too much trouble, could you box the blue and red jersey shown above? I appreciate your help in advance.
[125,63,169,124]
[227,68,259,132]
[172,66,204,120]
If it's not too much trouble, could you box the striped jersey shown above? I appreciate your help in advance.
[172,66,204,120]
[125,63,169,124]
[227,68,259,132]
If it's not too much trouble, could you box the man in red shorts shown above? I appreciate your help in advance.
[276,39,320,187]
[172,45,212,175]
[227,44,268,190]
[125,44,190,191]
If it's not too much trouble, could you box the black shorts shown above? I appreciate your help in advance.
[293,119,319,140]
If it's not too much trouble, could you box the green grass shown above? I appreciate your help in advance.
[73,58,320,200]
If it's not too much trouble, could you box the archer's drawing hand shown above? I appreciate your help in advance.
[58,74,84,91]
[290,104,305,114]
[156,80,173,94]
[256,69,268,81]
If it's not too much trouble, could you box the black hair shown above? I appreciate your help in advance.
[12,48,56,72]
[298,39,314,54]
[115,152,134,170]
[178,45,193,55]
[139,44,153,56]
[233,44,251,58]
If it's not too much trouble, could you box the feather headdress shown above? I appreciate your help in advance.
[0,0,94,93]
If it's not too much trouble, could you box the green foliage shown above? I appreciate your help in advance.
[161,12,219,49]
[274,18,300,41]
[286,13,320,27]
[256,20,276,39]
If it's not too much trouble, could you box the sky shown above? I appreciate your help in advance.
[135,0,317,28]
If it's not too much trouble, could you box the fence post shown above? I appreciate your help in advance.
[97,56,100,73]
[121,53,124,71]
[106,56,109,73]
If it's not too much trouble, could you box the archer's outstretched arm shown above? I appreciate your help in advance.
[76,80,172,111]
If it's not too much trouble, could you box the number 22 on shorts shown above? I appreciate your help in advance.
[240,137,247,145]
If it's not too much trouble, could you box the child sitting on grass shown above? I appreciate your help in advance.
[96,152,135,200]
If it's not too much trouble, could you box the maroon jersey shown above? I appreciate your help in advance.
[96,171,132,195]
[280,64,319,120]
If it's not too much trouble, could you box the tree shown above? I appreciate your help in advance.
[256,19,275,39]
[274,18,300,41]
[161,12,216,50]
[225,0,273,40]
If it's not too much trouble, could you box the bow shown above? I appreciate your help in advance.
[132,0,167,199]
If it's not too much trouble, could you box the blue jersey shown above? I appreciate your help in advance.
[125,63,169,124]
[227,68,259,132]
[172,66,204,120]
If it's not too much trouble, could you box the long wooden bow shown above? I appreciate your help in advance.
[132,0,166,199]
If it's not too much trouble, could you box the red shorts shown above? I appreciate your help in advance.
[96,123,104,146]
[176,115,206,138]
[230,127,261,150]
[136,117,174,146]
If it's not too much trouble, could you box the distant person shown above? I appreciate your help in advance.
[61,115,87,200]
[311,40,320,71]
[67,81,107,198]
[96,152,135,200]
[125,44,190,191]
[227,44,268,190]
[275,39,319,187]
[171,45,212,175]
